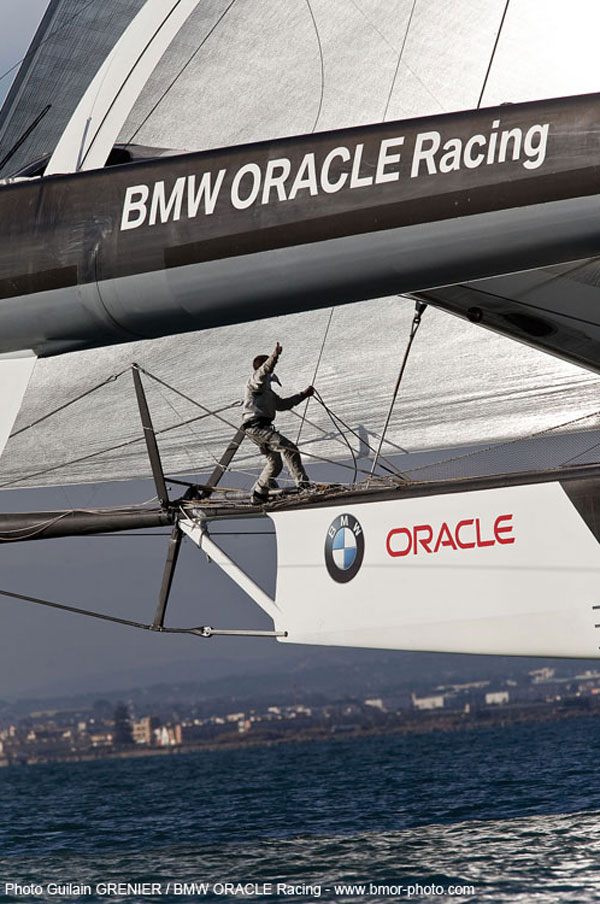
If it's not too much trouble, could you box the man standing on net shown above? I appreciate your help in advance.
[242,342,314,505]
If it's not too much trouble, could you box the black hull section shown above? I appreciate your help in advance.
[1,93,600,362]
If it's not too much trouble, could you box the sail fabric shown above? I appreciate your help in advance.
[0,0,147,177]
[2,0,600,487]
[120,0,503,150]
[3,301,600,489]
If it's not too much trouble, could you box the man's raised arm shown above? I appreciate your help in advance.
[248,342,282,391]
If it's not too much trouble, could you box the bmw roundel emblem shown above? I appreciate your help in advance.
[325,513,365,583]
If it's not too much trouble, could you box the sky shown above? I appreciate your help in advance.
[0,0,47,106]
[1,0,600,700]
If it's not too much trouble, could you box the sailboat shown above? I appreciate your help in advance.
[1,0,600,660]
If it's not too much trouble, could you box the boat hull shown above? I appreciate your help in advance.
[266,472,600,657]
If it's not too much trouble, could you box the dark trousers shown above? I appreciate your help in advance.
[245,424,308,492]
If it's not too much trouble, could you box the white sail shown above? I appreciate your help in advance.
[46,0,202,175]
[2,0,600,488]
[2,303,600,490]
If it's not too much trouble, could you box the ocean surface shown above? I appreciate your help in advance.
[2,718,600,902]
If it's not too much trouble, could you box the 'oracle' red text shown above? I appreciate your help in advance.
[386,514,514,557]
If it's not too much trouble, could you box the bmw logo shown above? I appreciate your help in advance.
[324,513,365,583]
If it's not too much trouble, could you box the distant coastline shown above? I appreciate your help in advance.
[4,699,596,767]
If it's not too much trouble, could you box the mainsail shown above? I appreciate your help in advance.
[1,0,600,490]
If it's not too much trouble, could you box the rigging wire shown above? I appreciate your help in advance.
[9,368,130,438]
[291,442,393,480]
[382,0,418,121]
[151,383,260,484]
[153,382,211,475]
[313,390,358,483]
[295,307,335,445]
[403,405,600,479]
[124,0,239,147]
[0,585,214,637]
[562,437,600,467]
[85,530,276,538]
[1,371,241,489]
[349,0,400,53]
[477,0,511,109]
[310,392,403,477]
[0,0,98,89]
[369,301,426,479]
[291,403,404,472]
[136,365,241,432]
[304,0,325,132]
[160,404,242,436]
[0,430,151,489]
[349,0,444,113]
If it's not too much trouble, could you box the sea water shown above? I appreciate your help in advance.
[1,717,600,902]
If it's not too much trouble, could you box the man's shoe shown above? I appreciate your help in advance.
[251,488,269,505]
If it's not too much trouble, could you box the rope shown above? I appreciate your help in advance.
[295,307,335,444]
[291,408,357,458]
[369,301,426,479]
[304,0,325,132]
[125,0,239,147]
[135,365,241,431]
[0,586,222,637]
[313,390,358,483]
[311,391,405,478]
[382,0,418,121]
[562,437,600,467]
[153,382,210,475]
[477,0,511,108]
[1,366,241,489]
[149,382,261,483]
[349,0,443,113]
[85,530,277,538]
[293,442,391,480]
[403,405,600,479]
[9,368,129,438]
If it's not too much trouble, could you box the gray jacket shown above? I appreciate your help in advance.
[242,352,304,424]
